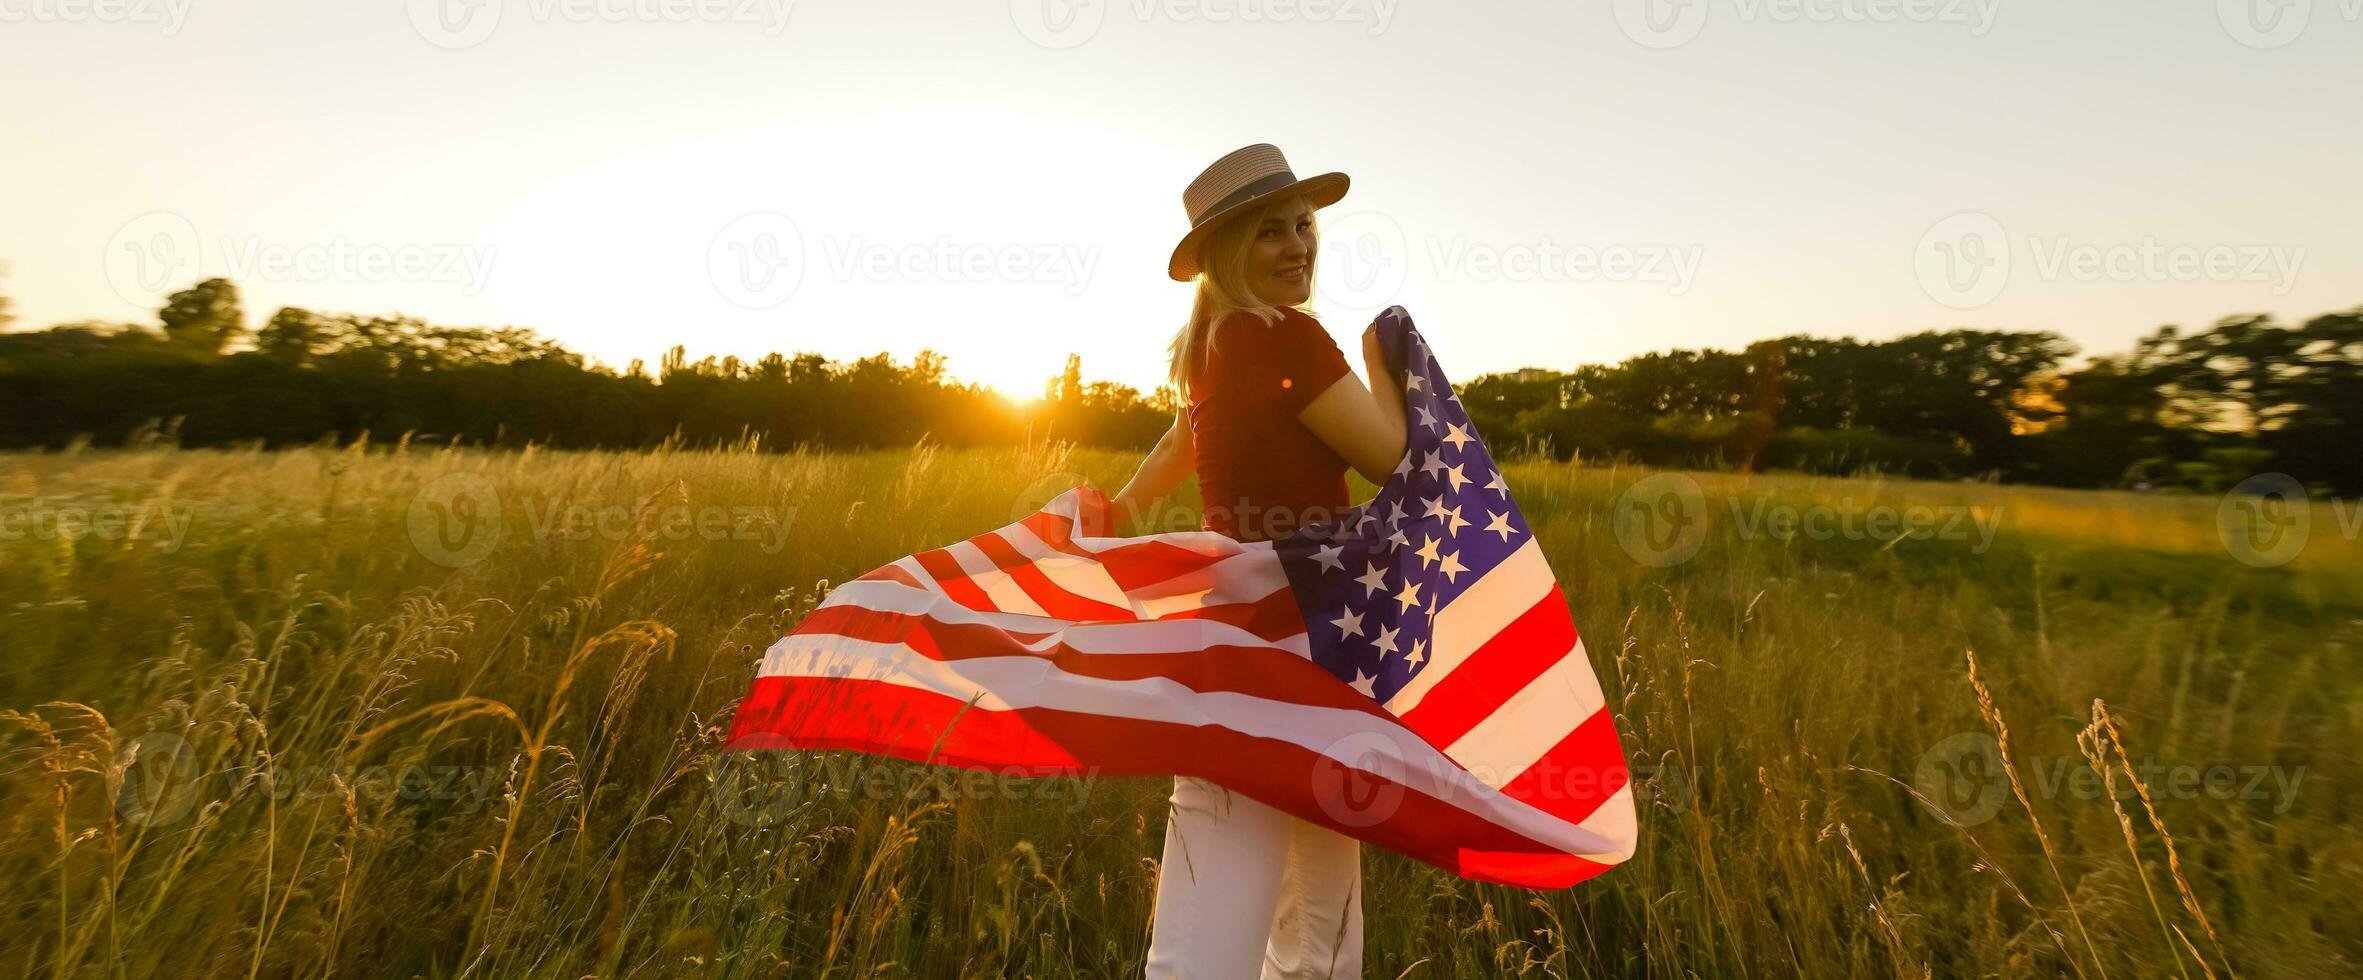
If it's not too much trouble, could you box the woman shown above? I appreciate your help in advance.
[1106,144,1410,979]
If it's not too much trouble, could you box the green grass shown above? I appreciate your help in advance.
[1,437,2356,977]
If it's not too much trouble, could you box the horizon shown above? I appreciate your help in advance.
[9,275,2351,406]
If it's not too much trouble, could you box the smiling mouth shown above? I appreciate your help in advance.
[1275,266,1307,281]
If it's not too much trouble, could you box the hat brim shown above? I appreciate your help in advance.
[1167,171,1350,282]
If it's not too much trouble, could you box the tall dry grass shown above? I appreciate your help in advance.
[0,437,2355,977]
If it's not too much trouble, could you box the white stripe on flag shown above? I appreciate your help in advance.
[1443,637,1604,788]
[946,539,1051,617]
[996,525,1135,611]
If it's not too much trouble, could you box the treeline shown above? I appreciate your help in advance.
[1459,309,2362,494]
[0,279,1169,453]
[2,278,2356,494]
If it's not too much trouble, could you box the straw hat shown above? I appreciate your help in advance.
[1167,143,1349,282]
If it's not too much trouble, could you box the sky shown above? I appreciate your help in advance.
[3,0,2358,398]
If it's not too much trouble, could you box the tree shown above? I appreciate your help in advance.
[256,307,325,365]
[159,278,244,354]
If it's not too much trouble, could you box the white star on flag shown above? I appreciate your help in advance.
[1311,543,1345,572]
[1485,510,1517,542]
[1331,606,1366,638]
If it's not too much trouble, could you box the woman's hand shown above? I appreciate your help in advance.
[1361,318,1396,383]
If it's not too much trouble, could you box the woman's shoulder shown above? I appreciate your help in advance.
[1212,305,1325,339]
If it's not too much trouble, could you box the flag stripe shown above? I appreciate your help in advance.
[813,578,1310,656]
[737,655,1634,865]
[1395,583,1576,749]
[732,674,1625,887]
[1498,707,1631,831]
[947,539,1051,617]
[972,529,1135,621]
[1384,537,1555,716]
[1444,638,1609,786]
[780,604,1377,714]
[912,547,998,612]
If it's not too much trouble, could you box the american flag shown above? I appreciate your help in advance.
[727,306,1636,888]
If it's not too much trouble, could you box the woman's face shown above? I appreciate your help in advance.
[1242,199,1316,306]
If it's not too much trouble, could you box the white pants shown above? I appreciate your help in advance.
[1144,776,1363,979]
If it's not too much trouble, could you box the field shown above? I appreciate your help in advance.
[2,438,2357,978]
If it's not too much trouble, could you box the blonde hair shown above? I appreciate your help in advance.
[1166,195,1321,402]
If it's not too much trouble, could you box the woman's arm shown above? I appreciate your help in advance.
[1298,319,1410,486]
[1108,409,1194,534]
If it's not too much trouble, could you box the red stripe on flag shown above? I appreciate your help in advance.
[727,674,1618,889]
[1396,584,1577,748]
[1497,708,1628,828]
[969,531,1137,621]
[911,547,996,611]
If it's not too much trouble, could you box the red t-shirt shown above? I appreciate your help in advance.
[1186,306,1356,543]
